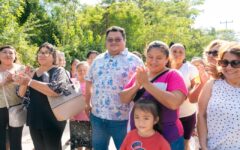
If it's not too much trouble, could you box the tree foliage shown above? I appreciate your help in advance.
[0,0,238,67]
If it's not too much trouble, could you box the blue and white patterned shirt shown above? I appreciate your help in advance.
[85,48,143,120]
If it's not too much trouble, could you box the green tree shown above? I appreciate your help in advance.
[17,0,60,45]
[0,0,37,65]
[104,2,146,51]
[216,29,238,41]
[1,0,239,67]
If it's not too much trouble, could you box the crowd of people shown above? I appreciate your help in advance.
[0,26,239,150]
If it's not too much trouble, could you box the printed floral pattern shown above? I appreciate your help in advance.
[85,49,143,120]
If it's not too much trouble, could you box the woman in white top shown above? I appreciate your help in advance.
[170,43,204,150]
[0,45,24,150]
[198,42,240,150]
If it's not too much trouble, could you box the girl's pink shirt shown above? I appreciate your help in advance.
[72,81,90,121]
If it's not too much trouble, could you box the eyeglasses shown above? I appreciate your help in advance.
[218,59,240,68]
[106,38,123,43]
[37,51,51,57]
[1,51,15,55]
[205,50,218,57]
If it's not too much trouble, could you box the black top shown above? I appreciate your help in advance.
[26,67,68,129]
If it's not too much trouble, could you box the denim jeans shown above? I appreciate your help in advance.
[90,113,128,150]
[170,136,184,150]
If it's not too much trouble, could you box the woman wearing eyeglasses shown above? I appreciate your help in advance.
[197,42,240,150]
[15,42,69,150]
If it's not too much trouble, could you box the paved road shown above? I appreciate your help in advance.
[22,122,199,150]
[22,124,70,150]
[22,121,116,150]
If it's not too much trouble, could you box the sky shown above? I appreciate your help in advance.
[194,0,240,32]
[81,0,239,32]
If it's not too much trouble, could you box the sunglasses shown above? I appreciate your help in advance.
[218,59,240,68]
[37,51,52,57]
[107,38,123,43]
[205,50,218,57]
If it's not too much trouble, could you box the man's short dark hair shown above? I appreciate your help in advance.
[106,26,126,40]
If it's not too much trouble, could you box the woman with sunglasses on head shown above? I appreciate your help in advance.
[14,42,70,150]
[203,39,228,80]
[197,42,240,150]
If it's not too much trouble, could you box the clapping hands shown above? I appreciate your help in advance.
[13,66,34,86]
[0,71,14,85]
[135,66,149,86]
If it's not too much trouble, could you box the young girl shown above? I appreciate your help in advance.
[120,99,170,150]
[70,61,92,150]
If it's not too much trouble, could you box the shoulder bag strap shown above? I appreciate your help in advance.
[2,86,9,108]
[45,67,75,91]
[133,69,169,102]
[64,69,73,84]
[63,69,76,90]
[0,71,9,108]
[150,69,169,83]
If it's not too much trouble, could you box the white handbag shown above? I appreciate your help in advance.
[46,69,86,121]
[48,84,86,121]
[3,86,27,127]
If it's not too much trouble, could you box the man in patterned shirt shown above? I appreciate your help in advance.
[85,26,143,150]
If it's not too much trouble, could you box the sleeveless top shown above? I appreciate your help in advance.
[207,80,240,150]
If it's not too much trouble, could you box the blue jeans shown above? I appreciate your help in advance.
[90,113,127,150]
[170,136,184,150]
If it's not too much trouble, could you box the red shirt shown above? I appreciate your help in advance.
[120,129,171,150]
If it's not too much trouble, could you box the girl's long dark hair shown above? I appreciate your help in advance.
[133,98,162,134]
